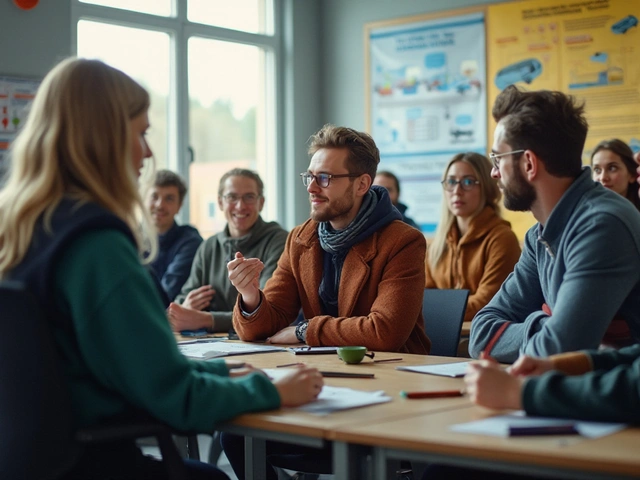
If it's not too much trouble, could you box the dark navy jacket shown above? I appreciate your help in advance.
[150,221,202,303]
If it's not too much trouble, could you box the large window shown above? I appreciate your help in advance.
[77,21,170,170]
[72,0,279,236]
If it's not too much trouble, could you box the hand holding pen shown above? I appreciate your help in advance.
[464,360,524,410]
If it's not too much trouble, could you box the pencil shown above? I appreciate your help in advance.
[400,390,464,399]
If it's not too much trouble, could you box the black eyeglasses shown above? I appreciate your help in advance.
[489,149,525,170]
[300,172,362,188]
[221,193,260,205]
[441,177,480,192]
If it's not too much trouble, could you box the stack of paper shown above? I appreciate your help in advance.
[178,342,284,360]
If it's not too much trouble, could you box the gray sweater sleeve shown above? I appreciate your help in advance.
[471,214,640,363]
[469,231,544,363]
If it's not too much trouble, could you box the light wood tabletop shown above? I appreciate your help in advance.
[222,350,470,436]
[331,404,639,480]
[211,345,639,480]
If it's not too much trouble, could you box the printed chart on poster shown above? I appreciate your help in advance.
[367,10,487,234]
[487,0,640,238]
[0,76,40,168]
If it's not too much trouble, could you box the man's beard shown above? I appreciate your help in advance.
[310,183,355,224]
[502,167,536,212]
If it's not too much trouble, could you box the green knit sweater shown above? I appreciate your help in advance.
[54,229,280,431]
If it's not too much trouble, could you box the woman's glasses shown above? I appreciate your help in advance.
[441,177,480,192]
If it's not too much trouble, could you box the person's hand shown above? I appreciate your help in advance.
[167,302,212,331]
[225,360,260,378]
[464,361,524,410]
[266,326,298,344]
[273,365,324,407]
[183,285,216,310]
[507,355,554,377]
[227,252,264,311]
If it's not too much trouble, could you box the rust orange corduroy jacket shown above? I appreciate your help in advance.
[233,218,431,354]
[425,206,521,323]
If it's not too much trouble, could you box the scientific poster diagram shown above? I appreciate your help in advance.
[0,76,40,167]
[487,0,640,239]
[368,12,486,234]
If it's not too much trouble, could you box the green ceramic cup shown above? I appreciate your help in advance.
[337,346,374,364]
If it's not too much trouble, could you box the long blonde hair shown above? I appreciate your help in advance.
[0,58,156,276]
[428,152,500,269]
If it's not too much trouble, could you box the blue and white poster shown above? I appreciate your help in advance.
[369,12,487,234]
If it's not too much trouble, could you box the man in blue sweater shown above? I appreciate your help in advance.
[148,170,202,303]
[469,86,640,363]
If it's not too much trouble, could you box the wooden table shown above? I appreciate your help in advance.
[216,350,468,479]
[215,347,639,480]
[331,405,640,480]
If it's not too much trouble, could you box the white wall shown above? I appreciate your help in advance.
[0,1,72,77]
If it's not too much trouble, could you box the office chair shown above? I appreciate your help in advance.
[422,288,470,357]
[0,281,191,480]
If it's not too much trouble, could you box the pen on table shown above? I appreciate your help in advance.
[373,357,403,363]
[400,390,464,399]
[276,362,305,368]
[319,371,375,378]
[508,425,578,436]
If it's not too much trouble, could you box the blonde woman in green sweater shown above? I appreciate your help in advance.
[0,57,322,480]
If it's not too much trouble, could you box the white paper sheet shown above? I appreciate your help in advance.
[264,368,392,415]
[397,361,471,378]
[178,342,284,360]
[450,412,626,438]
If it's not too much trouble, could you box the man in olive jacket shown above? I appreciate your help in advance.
[168,168,287,333]
[228,125,431,355]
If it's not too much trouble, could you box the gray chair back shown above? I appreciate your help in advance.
[422,288,470,357]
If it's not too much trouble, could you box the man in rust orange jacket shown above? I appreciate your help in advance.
[227,124,430,355]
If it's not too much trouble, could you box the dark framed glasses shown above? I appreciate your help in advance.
[300,172,361,188]
[441,177,480,192]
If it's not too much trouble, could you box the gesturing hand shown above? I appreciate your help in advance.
[227,252,264,311]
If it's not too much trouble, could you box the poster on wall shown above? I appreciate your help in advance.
[487,0,640,238]
[367,10,487,234]
[0,75,40,172]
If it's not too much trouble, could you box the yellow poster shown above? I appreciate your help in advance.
[487,0,640,239]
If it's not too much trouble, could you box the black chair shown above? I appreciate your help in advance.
[422,288,470,357]
[0,281,191,480]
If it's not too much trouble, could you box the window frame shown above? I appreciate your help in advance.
[70,0,283,225]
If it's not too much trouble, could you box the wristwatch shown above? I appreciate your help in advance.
[295,321,309,342]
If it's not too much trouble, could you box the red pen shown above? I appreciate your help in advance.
[400,390,464,399]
